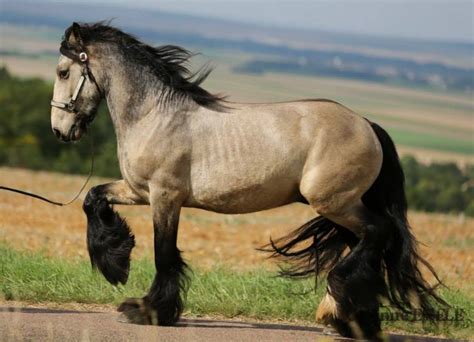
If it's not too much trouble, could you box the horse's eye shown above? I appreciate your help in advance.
[59,70,69,79]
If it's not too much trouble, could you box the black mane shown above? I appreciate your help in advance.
[63,22,225,110]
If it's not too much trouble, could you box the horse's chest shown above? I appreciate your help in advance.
[117,137,189,199]
[116,143,157,197]
[118,156,151,198]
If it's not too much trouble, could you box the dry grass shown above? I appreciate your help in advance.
[0,57,58,80]
[396,146,474,167]
[0,167,472,291]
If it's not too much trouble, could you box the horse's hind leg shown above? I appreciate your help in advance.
[313,202,388,339]
[300,164,385,337]
[83,180,146,285]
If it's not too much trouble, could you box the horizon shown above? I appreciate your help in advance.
[66,0,474,44]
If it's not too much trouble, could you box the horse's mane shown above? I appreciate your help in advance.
[63,22,225,110]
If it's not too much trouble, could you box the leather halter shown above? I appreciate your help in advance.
[50,44,101,114]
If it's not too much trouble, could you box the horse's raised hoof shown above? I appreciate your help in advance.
[117,297,157,325]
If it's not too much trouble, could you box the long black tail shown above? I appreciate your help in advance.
[363,122,447,318]
[266,121,446,319]
[262,216,358,279]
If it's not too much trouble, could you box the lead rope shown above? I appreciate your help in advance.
[0,135,94,206]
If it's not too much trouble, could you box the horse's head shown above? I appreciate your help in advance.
[51,22,103,142]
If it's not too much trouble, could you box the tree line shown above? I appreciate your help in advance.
[0,67,473,216]
[0,67,120,178]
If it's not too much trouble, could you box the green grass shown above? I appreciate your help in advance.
[386,128,473,155]
[0,243,321,321]
[442,237,474,250]
[0,244,472,338]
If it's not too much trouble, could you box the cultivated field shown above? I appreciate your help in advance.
[0,167,473,285]
[4,53,473,165]
[1,23,473,165]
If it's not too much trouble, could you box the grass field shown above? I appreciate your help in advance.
[0,167,473,338]
[0,244,472,339]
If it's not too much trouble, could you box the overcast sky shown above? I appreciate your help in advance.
[54,0,473,42]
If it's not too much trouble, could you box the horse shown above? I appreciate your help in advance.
[50,22,446,339]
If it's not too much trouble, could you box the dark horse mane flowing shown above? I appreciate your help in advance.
[62,22,225,110]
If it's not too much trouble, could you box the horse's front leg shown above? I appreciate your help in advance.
[118,188,189,326]
[83,180,146,285]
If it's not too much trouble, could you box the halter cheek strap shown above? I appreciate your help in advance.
[50,48,101,114]
[50,73,87,112]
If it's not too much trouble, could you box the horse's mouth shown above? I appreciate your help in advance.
[71,127,84,141]
[64,111,97,142]
[60,123,85,143]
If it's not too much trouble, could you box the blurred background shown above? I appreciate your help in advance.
[0,0,473,216]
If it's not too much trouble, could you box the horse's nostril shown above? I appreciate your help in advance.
[53,128,61,139]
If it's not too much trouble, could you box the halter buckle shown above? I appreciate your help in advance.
[79,52,88,62]
[67,101,76,112]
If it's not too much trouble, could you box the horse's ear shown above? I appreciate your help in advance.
[67,22,84,47]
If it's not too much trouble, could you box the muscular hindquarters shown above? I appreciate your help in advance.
[299,107,382,233]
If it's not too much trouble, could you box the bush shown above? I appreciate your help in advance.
[401,156,473,216]
[0,67,120,178]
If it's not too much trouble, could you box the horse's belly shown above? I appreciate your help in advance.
[185,167,304,214]
[185,107,313,213]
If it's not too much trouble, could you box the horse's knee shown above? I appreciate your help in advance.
[83,185,105,212]
[84,185,119,224]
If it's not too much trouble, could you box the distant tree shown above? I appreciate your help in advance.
[401,156,473,216]
[0,67,120,177]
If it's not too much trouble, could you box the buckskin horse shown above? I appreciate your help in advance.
[50,22,445,339]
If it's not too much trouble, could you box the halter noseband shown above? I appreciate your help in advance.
[50,44,101,114]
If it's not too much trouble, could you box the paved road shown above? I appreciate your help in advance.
[0,306,452,341]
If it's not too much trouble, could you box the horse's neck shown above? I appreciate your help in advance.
[103,62,192,146]
[104,65,160,140]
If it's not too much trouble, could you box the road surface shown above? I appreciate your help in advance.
[0,305,453,341]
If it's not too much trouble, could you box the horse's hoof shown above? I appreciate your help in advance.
[117,297,156,325]
[118,309,151,325]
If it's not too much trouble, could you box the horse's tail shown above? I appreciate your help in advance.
[261,216,358,279]
[264,121,446,319]
[363,122,447,318]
